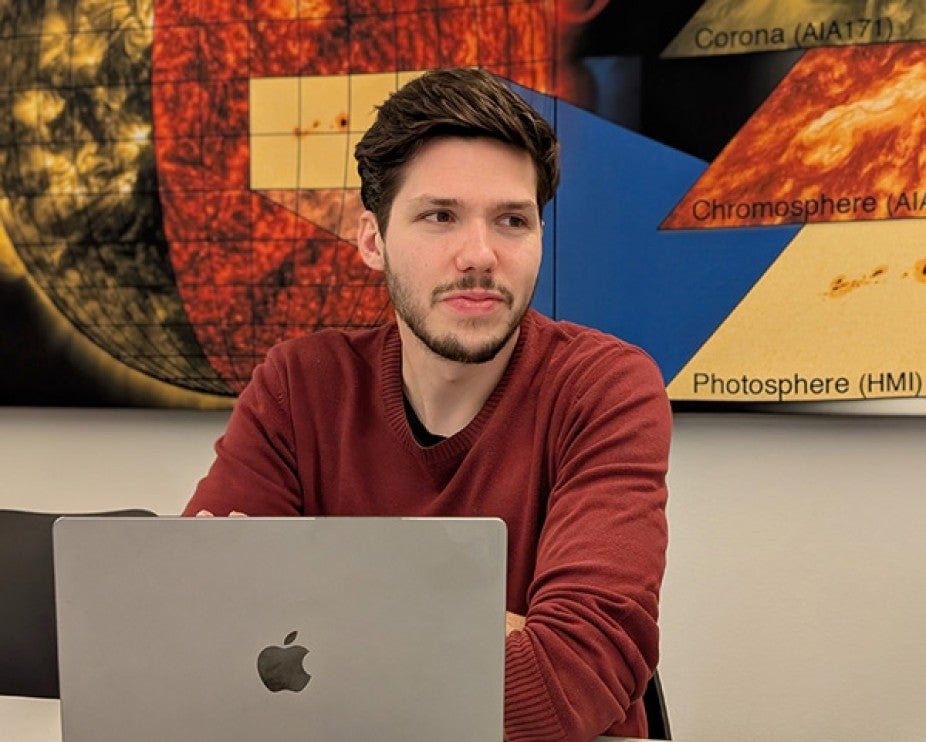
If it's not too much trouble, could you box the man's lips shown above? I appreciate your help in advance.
[439,291,508,315]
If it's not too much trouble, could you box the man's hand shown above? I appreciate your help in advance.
[505,611,526,636]
[194,509,249,517]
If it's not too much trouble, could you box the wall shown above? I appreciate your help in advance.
[661,412,926,742]
[2,407,925,741]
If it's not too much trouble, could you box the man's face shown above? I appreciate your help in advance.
[367,136,543,364]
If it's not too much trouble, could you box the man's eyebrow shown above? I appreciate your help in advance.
[405,196,459,208]
[406,195,537,211]
[495,200,538,212]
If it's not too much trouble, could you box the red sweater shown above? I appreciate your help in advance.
[184,309,671,741]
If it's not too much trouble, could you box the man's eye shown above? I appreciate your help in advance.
[500,215,529,228]
[423,211,453,223]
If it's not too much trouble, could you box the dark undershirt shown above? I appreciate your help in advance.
[403,394,447,447]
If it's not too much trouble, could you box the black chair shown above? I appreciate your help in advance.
[643,668,671,740]
[0,508,156,698]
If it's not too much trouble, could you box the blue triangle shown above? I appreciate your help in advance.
[552,99,800,382]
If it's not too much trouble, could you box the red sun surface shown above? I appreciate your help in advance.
[662,43,926,232]
[151,0,555,391]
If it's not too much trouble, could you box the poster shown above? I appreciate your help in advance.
[1,0,924,409]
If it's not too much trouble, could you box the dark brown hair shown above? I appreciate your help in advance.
[354,67,560,233]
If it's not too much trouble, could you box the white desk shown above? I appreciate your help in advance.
[0,696,61,742]
[0,695,660,741]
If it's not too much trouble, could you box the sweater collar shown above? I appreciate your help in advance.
[380,311,535,461]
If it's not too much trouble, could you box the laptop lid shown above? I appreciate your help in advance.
[53,516,506,742]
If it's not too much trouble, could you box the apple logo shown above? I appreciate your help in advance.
[257,630,311,692]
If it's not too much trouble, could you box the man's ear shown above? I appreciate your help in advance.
[356,210,385,271]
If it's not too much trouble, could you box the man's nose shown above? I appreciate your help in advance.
[454,221,498,273]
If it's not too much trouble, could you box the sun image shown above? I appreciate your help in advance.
[0,0,559,400]
[662,43,926,230]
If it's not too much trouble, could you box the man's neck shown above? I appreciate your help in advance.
[398,324,519,439]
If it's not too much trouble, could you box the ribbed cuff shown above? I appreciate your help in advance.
[504,630,566,741]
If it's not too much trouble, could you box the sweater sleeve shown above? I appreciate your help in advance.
[503,345,671,741]
[182,347,304,516]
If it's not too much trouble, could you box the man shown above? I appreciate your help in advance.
[185,67,671,741]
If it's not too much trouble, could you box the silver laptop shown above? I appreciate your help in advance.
[53,516,506,742]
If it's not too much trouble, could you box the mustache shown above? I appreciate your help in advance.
[431,276,514,306]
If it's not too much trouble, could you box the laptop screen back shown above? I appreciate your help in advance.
[53,516,506,742]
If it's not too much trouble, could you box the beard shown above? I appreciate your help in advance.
[384,252,534,364]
